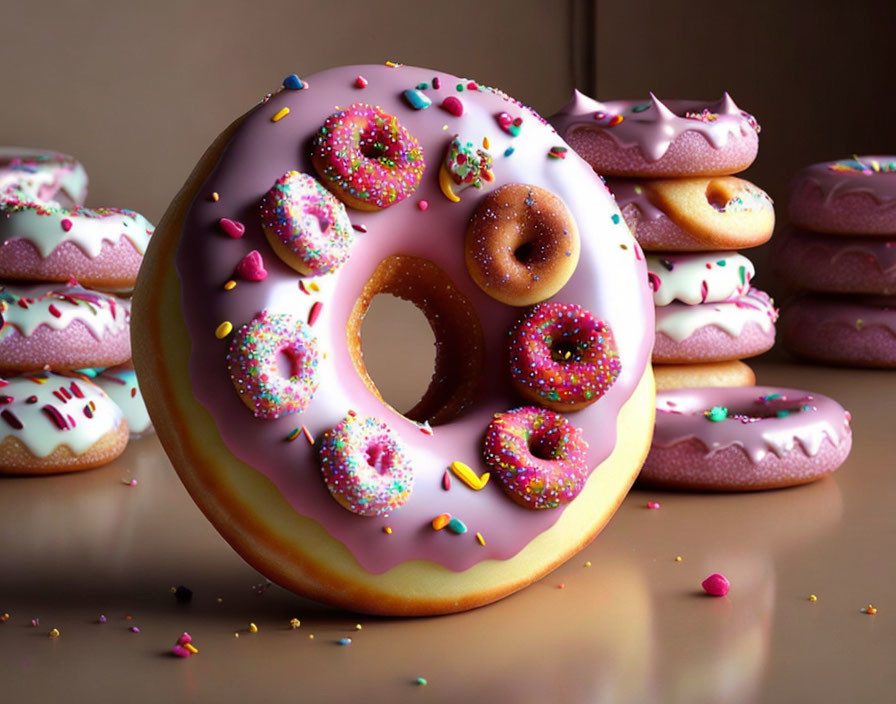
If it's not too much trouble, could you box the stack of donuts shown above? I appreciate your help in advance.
[776,156,896,367]
[550,92,778,390]
[0,148,154,474]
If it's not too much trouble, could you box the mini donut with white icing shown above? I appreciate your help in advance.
[0,198,154,291]
[640,386,852,490]
[549,92,759,177]
[653,287,778,364]
[0,282,130,373]
[789,156,896,235]
[647,251,754,306]
[0,371,128,474]
[94,363,153,437]
[0,148,88,207]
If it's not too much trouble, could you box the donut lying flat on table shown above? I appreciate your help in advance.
[132,63,655,616]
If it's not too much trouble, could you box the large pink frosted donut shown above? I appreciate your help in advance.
[780,294,896,368]
[772,228,896,295]
[652,288,778,363]
[549,92,759,177]
[640,386,852,490]
[789,156,896,235]
[0,283,130,373]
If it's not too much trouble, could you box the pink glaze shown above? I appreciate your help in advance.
[640,386,852,490]
[789,156,896,235]
[549,92,759,177]
[772,228,896,295]
[0,148,88,207]
[176,64,654,574]
[780,294,896,367]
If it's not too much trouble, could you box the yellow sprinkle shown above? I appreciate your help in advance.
[866,604,878,615]
[438,165,461,203]
[385,60,402,68]
[308,281,320,292]
[217,598,223,604]
[872,159,881,172]
[289,618,301,629]
[450,461,490,490]
[355,624,363,631]
[383,526,393,535]
[211,191,220,202]
[442,124,449,130]
[584,561,592,567]
[48,628,60,638]
[675,556,682,562]
[432,513,451,530]
[271,107,290,122]
[476,532,486,546]
[482,136,490,150]
[249,622,258,633]
[184,643,199,654]
[309,634,315,639]
[224,280,237,290]
[808,594,818,602]
[234,633,239,638]
[215,321,233,339]
[0,613,9,621]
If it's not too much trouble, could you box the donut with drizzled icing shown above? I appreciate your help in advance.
[0,148,88,207]
[132,64,655,615]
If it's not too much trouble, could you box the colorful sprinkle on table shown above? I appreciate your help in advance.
[702,573,730,596]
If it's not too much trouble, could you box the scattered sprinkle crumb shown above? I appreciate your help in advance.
[289,618,301,629]
[338,637,352,646]
[584,561,592,567]
[418,200,429,211]
[309,634,314,639]
[557,583,566,590]
[224,280,237,291]
[129,626,140,633]
[48,628,60,639]
[702,573,730,597]
[865,604,878,615]
[383,526,393,535]
[1,613,9,622]
[210,192,219,202]
[98,615,107,623]
[354,624,362,631]
[249,622,258,633]
[234,632,240,638]
[476,532,486,547]
[647,501,661,509]
[416,677,428,686]
[31,618,39,627]
[216,598,223,604]
[808,594,818,602]
[675,556,683,562]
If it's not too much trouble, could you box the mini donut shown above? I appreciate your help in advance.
[608,177,775,252]
[319,413,414,517]
[132,64,655,616]
[789,156,896,235]
[771,228,896,295]
[647,251,754,306]
[0,197,154,291]
[640,386,852,490]
[0,148,88,206]
[508,301,621,411]
[0,371,129,475]
[483,406,589,509]
[94,363,153,437]
[464,183,580,305]
[0,283,130,373]
[653,287,778,363]
[549,92,760,177]
[311,103,424,211]
[654,360,755,391]
[259,170,354,275]
[780,294,896,368]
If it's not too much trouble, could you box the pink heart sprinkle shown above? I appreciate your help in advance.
[701,573,730,597]
[354,75,368,89]
[219,217,245,238]
[61,218,72,232]
[235,250,267,281]
[172,644,191,658]
[440,96,464,117]
[497,112,512,127]
[177,632,192,646]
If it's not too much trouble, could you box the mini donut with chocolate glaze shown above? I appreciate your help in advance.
[609,177,774,252]
[0,282,130,373]
[0,371,129,475]
[465,183,580,306]
[549,92,760,178]
[0,148,88,206]
[654,360,755,391]
[789,156,896,235]
[641,386,852,491]
[132,64,655,616]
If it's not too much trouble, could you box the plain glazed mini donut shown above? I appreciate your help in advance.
[0,148,88,206]
[789,156,896,235]
[640,386,852,490]
[132,64,655,616]
[549,92,759,177]
[653,360,755,391]
[464,183,580,305]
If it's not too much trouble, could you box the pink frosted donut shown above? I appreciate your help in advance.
[508,302,621,411]
[647,251,754,306]
[311,103,424,211]
[640,386,852,490]
[549,92,759,177]
[789,156,896,235]
[260,170,354,275]
[483,407,589,509]
[653,288,778,363]
[0,197,154,291]
[0,283,130,373]
[0,148,88,207]
[225,310,319,419]
[780,294,896,368]
[319,413,414,517]
[772,228,896,295]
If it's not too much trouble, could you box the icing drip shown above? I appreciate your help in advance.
[655,288,777,342]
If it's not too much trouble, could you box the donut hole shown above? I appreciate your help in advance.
[529,428,562,461]
[705,180,738,212]
[550,339,581,363]
[276,346,303,379]
[364,439,395,474]
[513,240,535,264]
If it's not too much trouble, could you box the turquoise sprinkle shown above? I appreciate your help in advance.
[632,102,651,113]
[416,678,428,686]
[403,89,432,110]
[705,406,728,422]
[739,265,747,285]
[717,259,727,266]
[448,517,467,534]
[611,213,621,225]
[776,410,791,418]
[416,82,429,90]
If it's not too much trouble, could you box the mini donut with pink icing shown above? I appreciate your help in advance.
[772,228,896,295]
[132,64,656,616]
[0,198,154,291]
[653,287,778,364]
[549,92,760,177]
[647,251,754,306]
[640,386,852,490]
[0,148,88,207]
[608,177,774,252]
[0,283,130,373]
[780,294,896,368]
[789,156,896,235]
[94,364,153,437]
[0,371,128,475]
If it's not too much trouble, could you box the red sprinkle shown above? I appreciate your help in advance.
[219,217,245,238]
[298,280,310,295]
[69,382,85,399]
[60,219,73,232]
[647,501,661,509]
[440,96,464,117]
[352,223,368,233]
[1,409,23,430]
[418,200,428,211]
[354,75,368,89]
[48,304,62,318]
[42,405,69,430]
[301,425,314,445]
[308,301,323,326]
[432,76,441,89]
[442,470,451,490]
[702,573,730,597]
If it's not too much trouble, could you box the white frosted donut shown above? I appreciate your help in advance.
[0,147,88,207]
[0,371,128,474]
[647,251,754,306]
[94,363,153,437]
